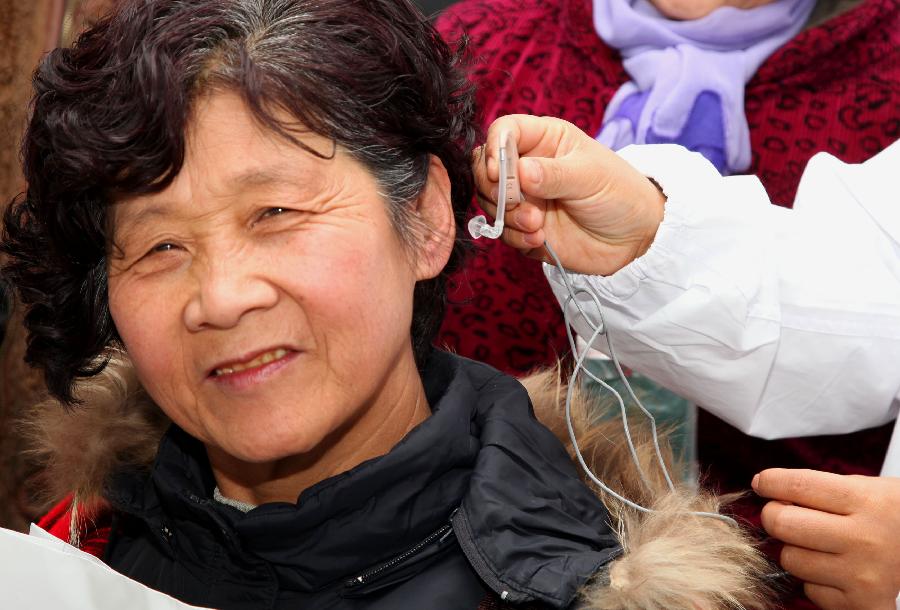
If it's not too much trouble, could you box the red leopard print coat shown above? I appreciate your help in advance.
[436,1,899,606]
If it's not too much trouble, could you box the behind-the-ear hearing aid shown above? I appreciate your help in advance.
[468,129,521,240]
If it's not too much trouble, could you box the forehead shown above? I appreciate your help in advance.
[180,90,338,194]
[112,91,371,224]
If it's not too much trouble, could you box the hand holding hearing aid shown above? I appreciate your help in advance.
[472,114,666,276]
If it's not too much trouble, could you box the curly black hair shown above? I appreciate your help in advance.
[1,0,476,404]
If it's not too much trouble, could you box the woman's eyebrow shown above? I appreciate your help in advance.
[114,204,170,233]
[229,167,298,189]
[227,165,330,200]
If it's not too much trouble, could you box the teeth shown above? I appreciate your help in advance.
[215,348,288,376]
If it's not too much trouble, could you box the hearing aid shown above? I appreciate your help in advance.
[468,129,521,240]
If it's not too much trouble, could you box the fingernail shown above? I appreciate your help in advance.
[522,158,542,184]
[525,232,543,247]
[514,207,533,229]
[490,186,498,201]
[487,156,498,178]
[751,474,760,490]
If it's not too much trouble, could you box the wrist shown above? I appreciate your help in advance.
[632,176,666,261]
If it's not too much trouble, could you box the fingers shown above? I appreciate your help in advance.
[761,501,849,553]
[803,582,850,610]
[780,544,842,588]
[481,114,571,177]
[472,113,667,275]
[472,143,492,193]
[517,155,608,202]
[501,224,545,252]
[753,468,861,515]
[782,536,900,610]
[476,188,547,234]
[481,114,622,203]
[476,194,546,251]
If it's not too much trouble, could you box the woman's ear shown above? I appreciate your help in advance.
[412,155,455,281]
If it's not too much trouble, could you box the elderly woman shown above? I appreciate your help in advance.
[2,0,766,608]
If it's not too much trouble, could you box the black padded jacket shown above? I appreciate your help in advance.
[102,351,620,609]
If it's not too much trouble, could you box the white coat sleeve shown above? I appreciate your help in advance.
[544,142,900,468]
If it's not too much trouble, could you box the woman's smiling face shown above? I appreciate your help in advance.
[108,91,441,465]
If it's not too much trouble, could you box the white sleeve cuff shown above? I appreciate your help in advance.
[544,143,774,306]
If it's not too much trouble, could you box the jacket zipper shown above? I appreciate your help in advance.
[344,518,454,588]
[450,505,527,604]
[451,505,625,607]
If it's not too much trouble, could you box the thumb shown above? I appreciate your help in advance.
[518,154,609,202]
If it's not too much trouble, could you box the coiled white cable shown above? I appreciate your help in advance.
[543,239,736,526]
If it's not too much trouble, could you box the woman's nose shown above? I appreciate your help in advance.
[182,257,279,331]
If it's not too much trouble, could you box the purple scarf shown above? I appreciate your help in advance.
[594,0,815,174]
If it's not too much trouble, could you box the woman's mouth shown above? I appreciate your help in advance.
[213,348,290,376]
[209,347,297,390]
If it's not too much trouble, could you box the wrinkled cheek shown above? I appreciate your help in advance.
[108,280,149,353]
[109,311,168,384]
[333,264,412,352]
[109,289,196,425]
[143,336,199,405]
[130,350,209,442]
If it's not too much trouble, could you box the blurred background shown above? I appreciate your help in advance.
[418,0,457,15]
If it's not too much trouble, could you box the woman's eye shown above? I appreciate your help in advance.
[140,243,180,260]
[131,242,184,272]
[151,243,178,254]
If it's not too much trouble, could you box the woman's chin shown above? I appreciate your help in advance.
[210,427,323,465]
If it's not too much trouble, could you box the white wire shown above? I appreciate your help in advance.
[544,240,737,527]
[562,291,654,493]
[546,241,673,490]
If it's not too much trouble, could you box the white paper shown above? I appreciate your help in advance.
[0,525,213,609]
